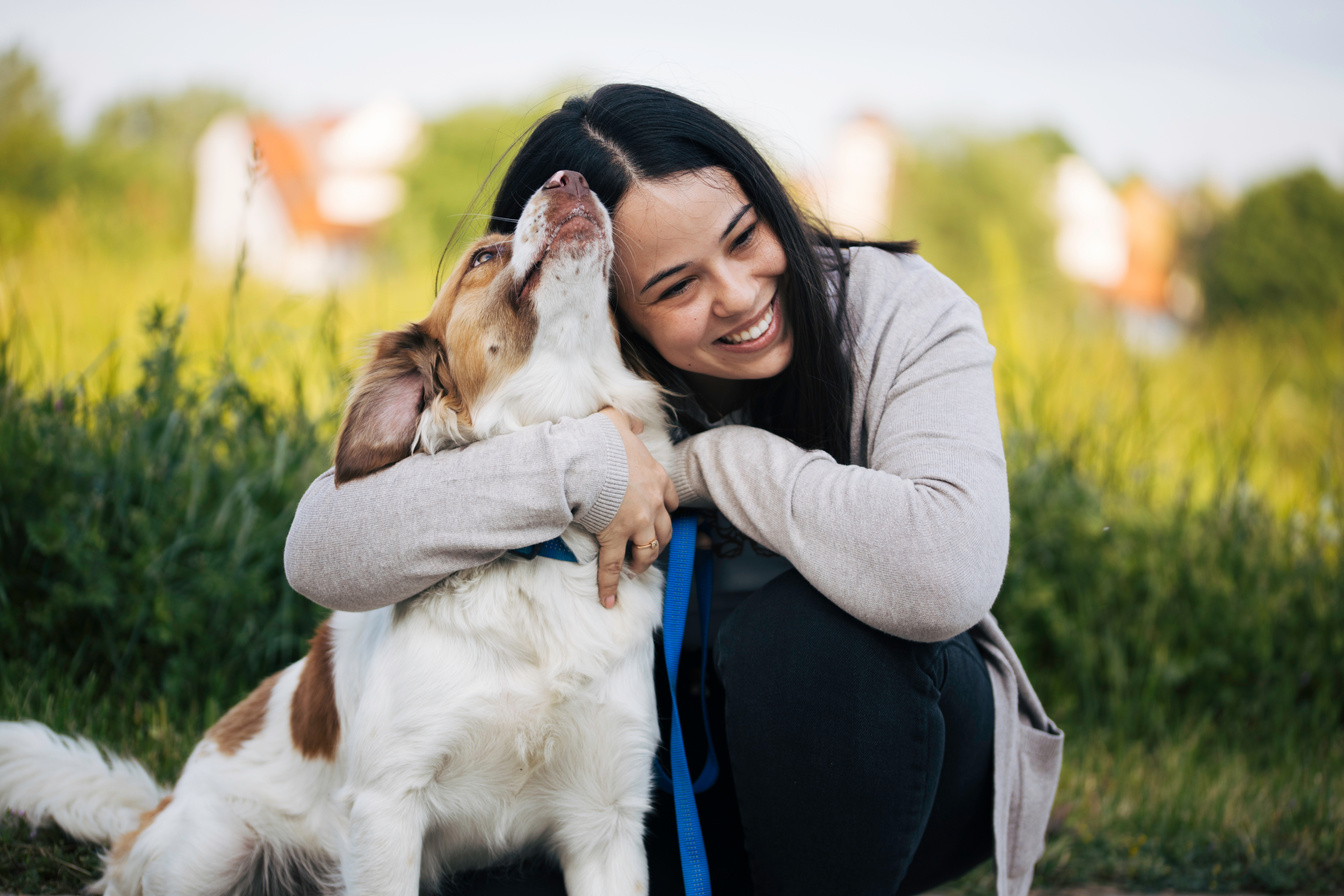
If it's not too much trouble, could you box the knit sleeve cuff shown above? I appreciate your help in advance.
[668,435,714,509]
[565,413,629,533]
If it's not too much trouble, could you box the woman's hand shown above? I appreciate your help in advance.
[596,407,678,608]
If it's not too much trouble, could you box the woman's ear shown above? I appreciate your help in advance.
[334,324,455,485]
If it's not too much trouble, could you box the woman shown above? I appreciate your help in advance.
[285,84,1062,896]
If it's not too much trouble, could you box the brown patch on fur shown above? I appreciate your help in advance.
[109,795,172,862]
[334,324,454,485]
[333,232,537,485]
[207,672,280,756]
[290,620,340,761]
[425,234,537,416]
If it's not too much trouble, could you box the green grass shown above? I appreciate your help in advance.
[1,810,102,896]
[0,307,334,715]
[1036,735,1343,894]
[944,734,1344,895]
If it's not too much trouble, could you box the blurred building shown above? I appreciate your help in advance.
[810,114,898,240]
[1111,179,1178,312]
[1052,155,1128,290]
[192,97,421,294]
[1052,156,1196,354]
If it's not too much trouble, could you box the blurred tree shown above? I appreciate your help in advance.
[1018,127,1075,164]
[73,87,244,252]
[0,45,244,256]
[0,45,70,246]
[1199,169,1344,325]
[889,129,1074,308]
[88,88,243,168]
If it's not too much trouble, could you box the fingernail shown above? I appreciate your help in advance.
[603,595,616,609]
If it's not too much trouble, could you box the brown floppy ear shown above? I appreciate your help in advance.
[334,324,453,485]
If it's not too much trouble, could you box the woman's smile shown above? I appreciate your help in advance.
[716,293,780,348]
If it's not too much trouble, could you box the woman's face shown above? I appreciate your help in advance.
[611,168,793,396]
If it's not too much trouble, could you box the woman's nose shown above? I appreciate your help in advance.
[711,263,758,316]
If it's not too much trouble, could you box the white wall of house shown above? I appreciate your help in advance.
[192,99,419,295]
[1052,155,1128,291]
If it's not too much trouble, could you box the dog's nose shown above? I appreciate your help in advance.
[543,170,590,198]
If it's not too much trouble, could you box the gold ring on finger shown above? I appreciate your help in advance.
[634,538,659,552]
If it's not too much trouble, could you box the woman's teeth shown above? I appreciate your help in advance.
[720,304,774,344]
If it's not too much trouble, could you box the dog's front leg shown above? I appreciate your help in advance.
[342,787,425,896]
[552,799,651,896]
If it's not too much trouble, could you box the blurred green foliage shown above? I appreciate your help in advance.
[1200,169,1344,325]
[76,87,244,254]
[890,128,1074,307]
[0,307,332,710]
[0,44,243,256]
[999,431,1342,747]
[0,47,70,246]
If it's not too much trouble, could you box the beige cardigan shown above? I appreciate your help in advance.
[285,248,1062,896]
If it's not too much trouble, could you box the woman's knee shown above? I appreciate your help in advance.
[710,571,967,892]
[715,569,943,699]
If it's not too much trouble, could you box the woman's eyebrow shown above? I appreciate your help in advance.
[720,204,752,241]
[640,263,689,296]
[639,204,755,296]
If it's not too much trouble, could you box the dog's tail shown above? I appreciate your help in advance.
[0,720,168,844]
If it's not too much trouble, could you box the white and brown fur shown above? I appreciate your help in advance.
[0,171,672,896]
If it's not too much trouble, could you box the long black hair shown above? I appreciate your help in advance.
[489,84,913,465]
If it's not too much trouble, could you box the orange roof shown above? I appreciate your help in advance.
[248,116,366,240]
[1107,179,1177,312]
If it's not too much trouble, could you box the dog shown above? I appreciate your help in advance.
[0,169,672,896]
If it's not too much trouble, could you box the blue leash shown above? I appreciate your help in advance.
[656,512,718,895]
[517,514,717,894]
[509,535,579,562]
[656,515,720,795]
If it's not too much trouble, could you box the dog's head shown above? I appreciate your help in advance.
[334,170,622,485]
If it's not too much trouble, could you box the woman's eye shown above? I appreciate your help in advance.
[471,248,497,267]
[732,223,757,251]
[660,278,693,301]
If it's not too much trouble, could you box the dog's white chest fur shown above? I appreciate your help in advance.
[325,537,665,874]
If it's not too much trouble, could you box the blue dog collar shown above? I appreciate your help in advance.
[511,537,579,563]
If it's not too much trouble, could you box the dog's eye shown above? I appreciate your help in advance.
[471,248,499,268]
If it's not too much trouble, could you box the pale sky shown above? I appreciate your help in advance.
[6,0,1343,192]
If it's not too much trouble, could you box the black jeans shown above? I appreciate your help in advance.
[443,570,996,895]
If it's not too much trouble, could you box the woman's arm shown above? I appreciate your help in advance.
[667,251,1010,642]
[285,413,629,611]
